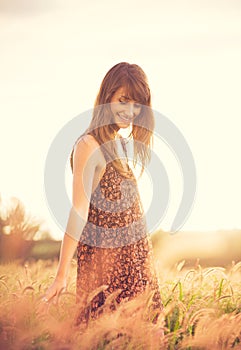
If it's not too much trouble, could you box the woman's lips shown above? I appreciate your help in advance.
[118,113,132,122]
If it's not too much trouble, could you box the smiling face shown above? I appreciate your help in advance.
[110,87,142,129]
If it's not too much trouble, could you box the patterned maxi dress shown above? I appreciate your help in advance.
[75,140,164,326]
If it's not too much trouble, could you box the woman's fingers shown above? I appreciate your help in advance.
[37,282,67,317]
[53,286,66,304]
[42,285,66,304]
[40,279,67,308]
[42,287,57,303]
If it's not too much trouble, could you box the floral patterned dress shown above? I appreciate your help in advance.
[75,142,164,326]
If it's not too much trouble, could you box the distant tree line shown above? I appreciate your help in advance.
[0,194,59,262]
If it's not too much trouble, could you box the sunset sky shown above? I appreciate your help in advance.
[0,0,240,239]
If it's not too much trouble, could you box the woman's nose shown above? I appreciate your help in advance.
[125,103,135,117]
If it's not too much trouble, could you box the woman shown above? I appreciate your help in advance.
[43,62,164,327]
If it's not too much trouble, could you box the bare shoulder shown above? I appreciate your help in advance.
[75,134,99,151]
[73,134,105,168]
[82,134,100,148]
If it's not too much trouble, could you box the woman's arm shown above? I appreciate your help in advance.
[43,135,100,302]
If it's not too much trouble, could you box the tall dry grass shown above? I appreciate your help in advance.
[0,259,241,349]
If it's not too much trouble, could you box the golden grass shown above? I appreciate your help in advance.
[0,259,241,349]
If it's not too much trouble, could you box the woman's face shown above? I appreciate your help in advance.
[110,87,142,129]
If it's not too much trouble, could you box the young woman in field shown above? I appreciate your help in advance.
[43,62,164,327]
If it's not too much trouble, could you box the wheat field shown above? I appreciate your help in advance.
[0,259,241,350]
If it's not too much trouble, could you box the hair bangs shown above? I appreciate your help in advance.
[119,76,150,106]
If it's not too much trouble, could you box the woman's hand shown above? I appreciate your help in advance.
[42,277,67,305]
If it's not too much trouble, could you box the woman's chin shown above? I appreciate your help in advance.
[115,121,131,129]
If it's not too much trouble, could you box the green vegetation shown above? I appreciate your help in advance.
[1,194,241,348]
[0,259,241,349]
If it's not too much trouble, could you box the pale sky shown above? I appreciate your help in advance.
[0,0,241,239]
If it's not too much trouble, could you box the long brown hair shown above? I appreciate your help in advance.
[70,62,155,178]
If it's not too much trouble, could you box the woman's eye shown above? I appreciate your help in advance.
[119,99,141,108]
